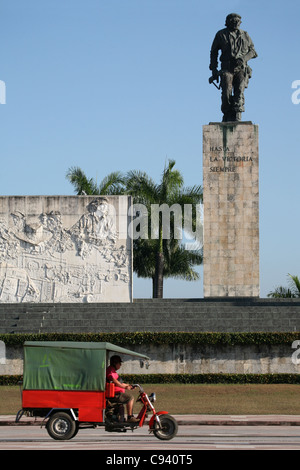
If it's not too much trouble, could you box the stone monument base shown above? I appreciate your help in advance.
[203,122,259,297]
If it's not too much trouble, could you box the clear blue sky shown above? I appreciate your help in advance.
[1,0,299,299]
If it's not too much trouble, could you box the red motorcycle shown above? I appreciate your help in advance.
[104,383,178,440]
[16,341,178,441]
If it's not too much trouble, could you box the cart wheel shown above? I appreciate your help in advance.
[46,412,78,440]
[153,415,178,440]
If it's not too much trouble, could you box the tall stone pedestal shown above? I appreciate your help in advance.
[203,122,259,297]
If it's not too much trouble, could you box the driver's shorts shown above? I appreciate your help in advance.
[110,391,133,405]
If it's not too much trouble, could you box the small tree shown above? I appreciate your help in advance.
[268,274,300,298]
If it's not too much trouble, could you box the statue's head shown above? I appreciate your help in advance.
[225,13,242,31]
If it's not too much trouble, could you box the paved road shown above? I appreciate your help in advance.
[1,424,300,450]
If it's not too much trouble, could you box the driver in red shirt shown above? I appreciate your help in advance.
[106,355,139,423]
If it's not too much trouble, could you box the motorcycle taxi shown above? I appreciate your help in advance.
[16,341,178,441]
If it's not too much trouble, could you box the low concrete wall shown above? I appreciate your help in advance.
[2,298,300,376]
[1,343,300,376]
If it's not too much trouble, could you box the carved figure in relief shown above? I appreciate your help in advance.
[71,198,117,258]
[10,211,52,248]
[75,198,117,242]
[40,211,73,255]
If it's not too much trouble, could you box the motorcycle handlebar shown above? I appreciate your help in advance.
[131,384,144,392]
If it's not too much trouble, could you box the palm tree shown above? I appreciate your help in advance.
[66,166,125,195]
[133,237,202,298]
[268,274,300,298]
[126,160,203,298]
[66,162,203,298]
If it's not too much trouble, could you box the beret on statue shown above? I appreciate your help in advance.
[225,13,242,24]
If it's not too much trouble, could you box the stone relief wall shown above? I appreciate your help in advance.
[0,196,132,303]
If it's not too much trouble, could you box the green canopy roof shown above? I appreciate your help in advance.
[24,341,150,360]
[23,341,150,392]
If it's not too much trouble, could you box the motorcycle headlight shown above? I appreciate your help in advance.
[149,392,156,403]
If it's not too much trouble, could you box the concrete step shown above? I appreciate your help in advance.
[0,299,300,334]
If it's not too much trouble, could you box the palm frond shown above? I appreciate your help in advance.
[66,166,98,195]
[98,171,126,195]
[125,170,159,205]
[164,243,201,281]
[288,274,300,296]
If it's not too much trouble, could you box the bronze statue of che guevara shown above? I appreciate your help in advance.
[209,13,257,122]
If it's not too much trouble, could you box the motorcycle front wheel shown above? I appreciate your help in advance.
[153,415,178,440]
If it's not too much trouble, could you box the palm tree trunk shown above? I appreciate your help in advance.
[153,218,164,298]
[152,276,156,298]
[154,252,164,298]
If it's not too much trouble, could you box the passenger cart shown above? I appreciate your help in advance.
[16,341,178,441]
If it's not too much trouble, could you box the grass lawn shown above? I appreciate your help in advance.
[143,384,300,415]
[1,384,300,415]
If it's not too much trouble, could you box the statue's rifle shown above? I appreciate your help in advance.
[208,70,221,90]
